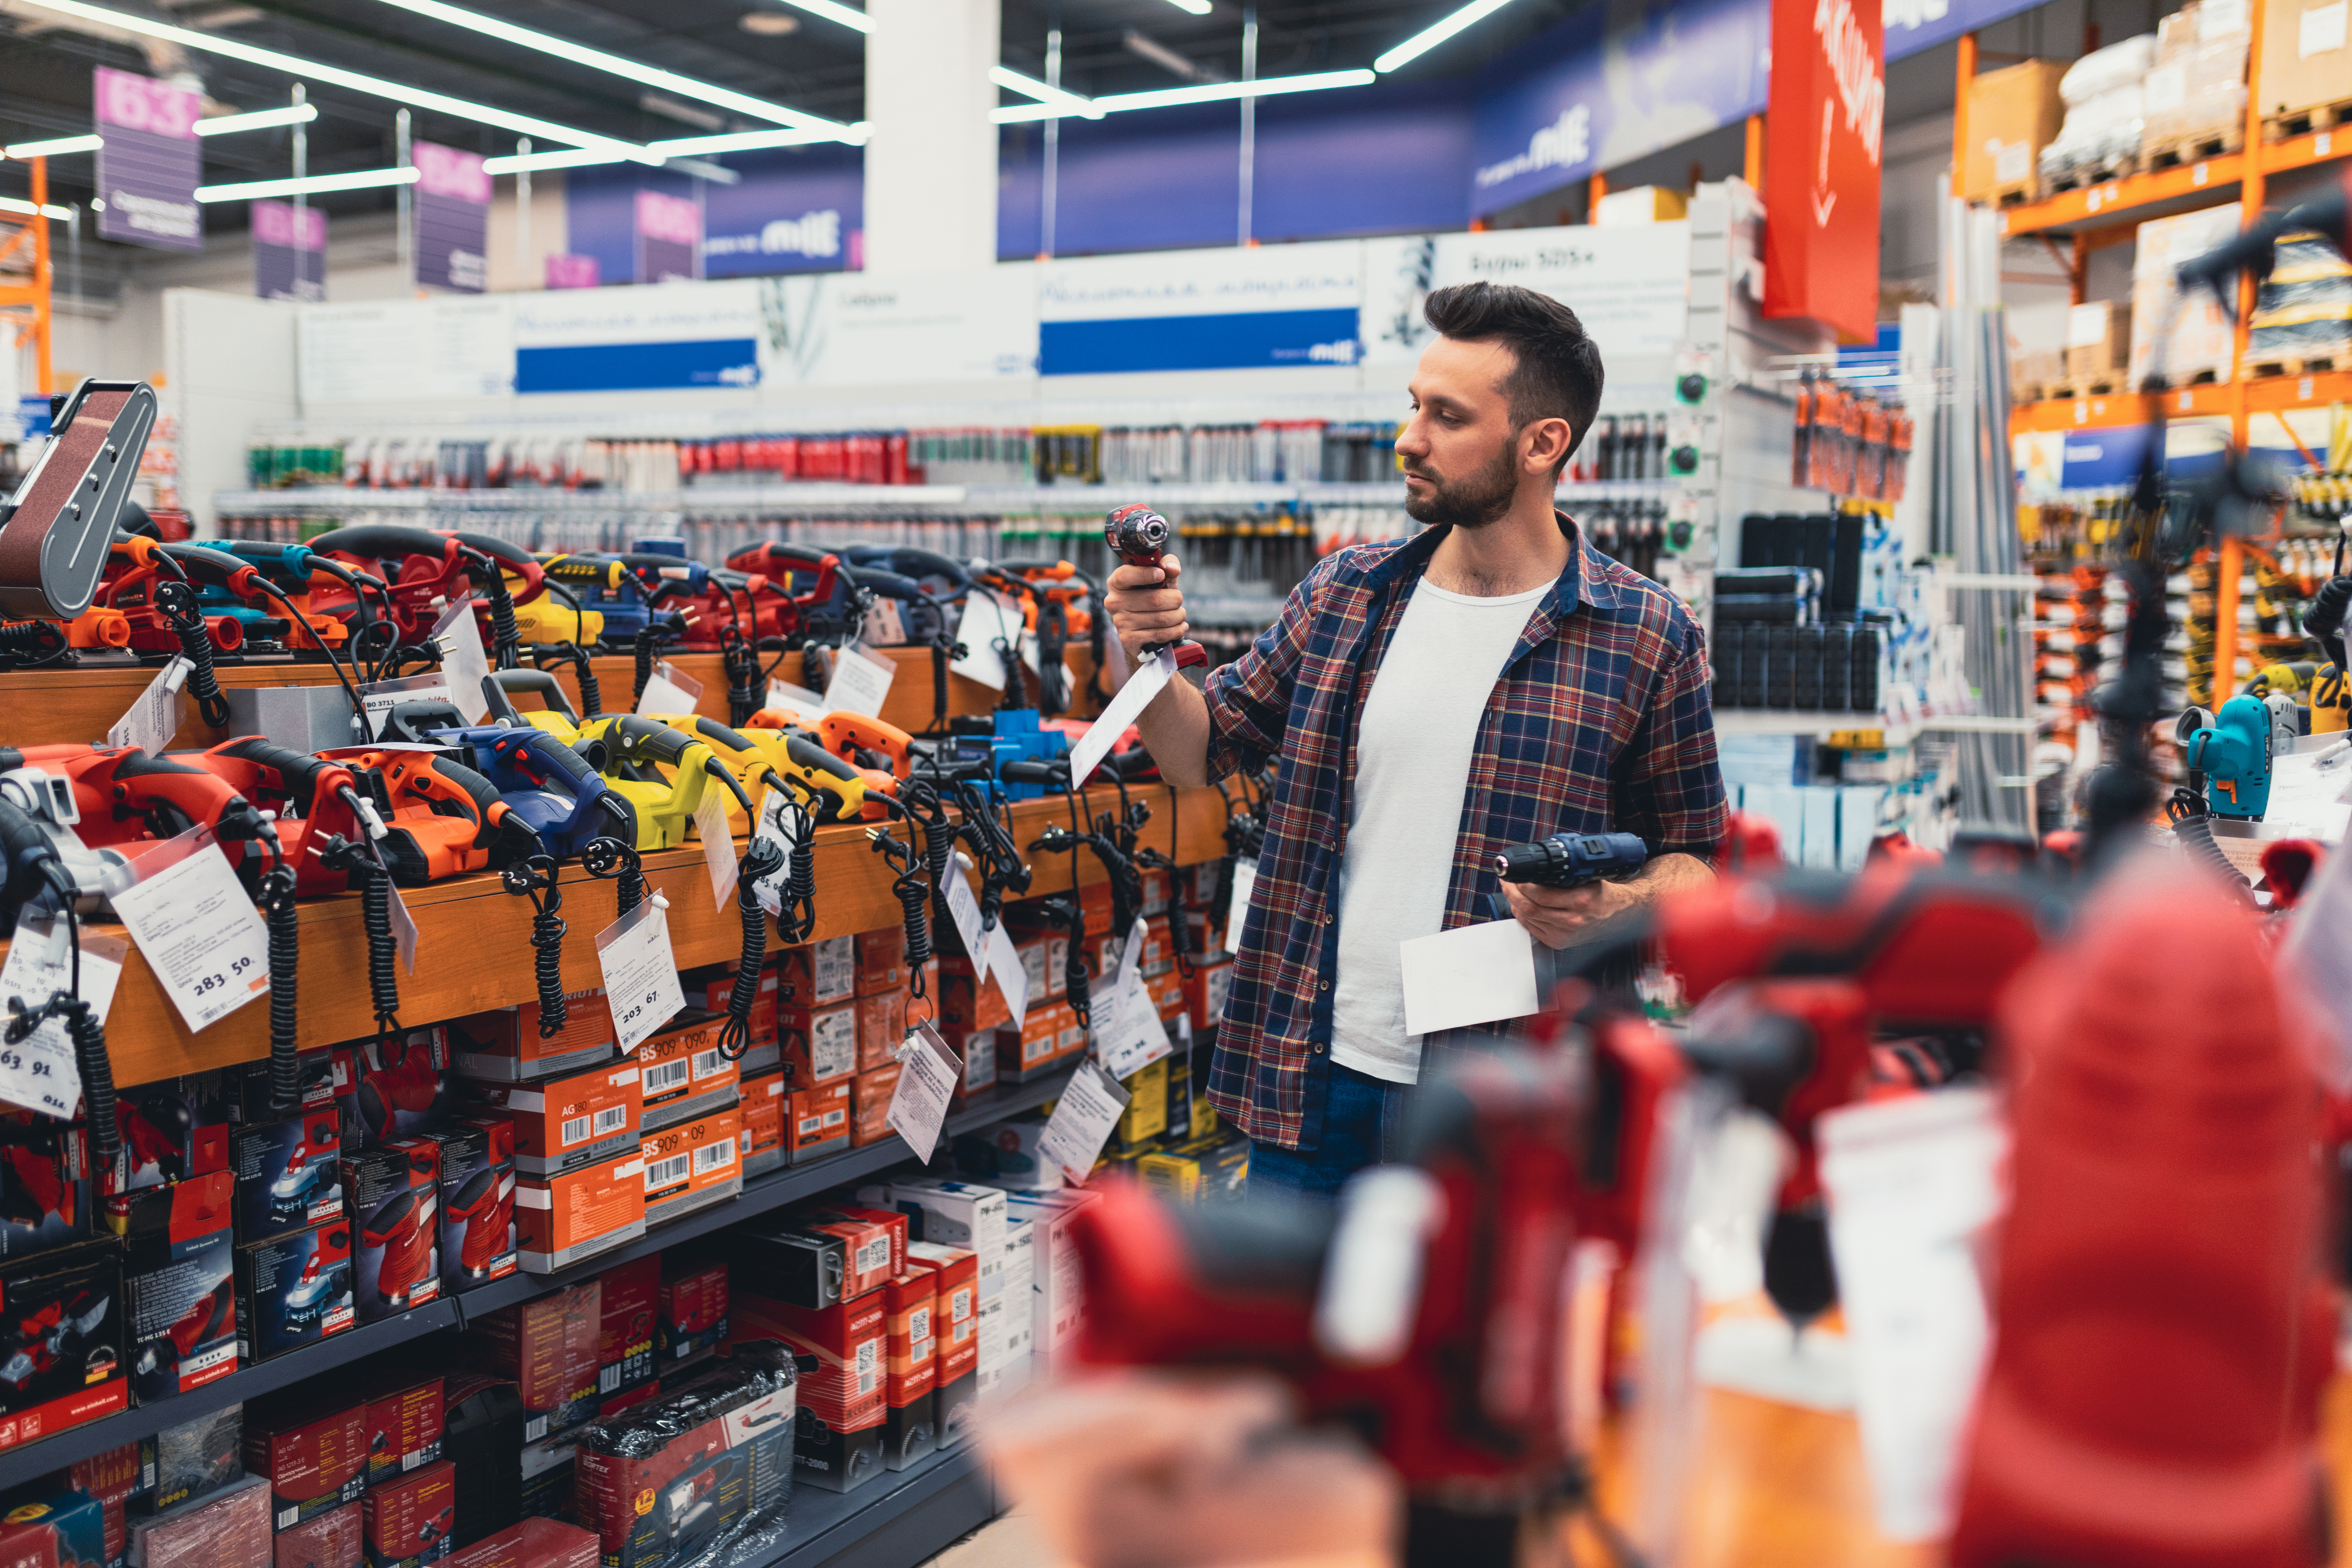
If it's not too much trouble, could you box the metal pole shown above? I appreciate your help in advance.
[290,84,310,299]
[1238,6,1256,245]
[395,108,412,284]
[1041,27,1060,258]
[516,135,531,287]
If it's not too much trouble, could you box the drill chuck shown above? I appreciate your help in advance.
[1494,831,1648,887]
[1105,504,1173,567]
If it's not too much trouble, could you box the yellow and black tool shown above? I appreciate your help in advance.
[648,709,880,827]
[483,670,751,851]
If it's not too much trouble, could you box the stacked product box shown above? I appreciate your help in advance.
[657,1255,728,1371]
[640,1107,743,1228]
[130,1473,271,1568]
[905,1242,979,1448]
[445,994,617,1084]
[739,1069,787,1177]
[0,1234,127,1444]
[245,1389,370,1532]
[104,1169,236,1403]
[595,1256,660,1399]
[637,1015,736,1135]
[342,1141,441,1321]
[362,1372,445,1488]
[572,1347,797,1566]
[877,1268,936,1472]
[470,1282,603,1444]
[432,1121,517,1292]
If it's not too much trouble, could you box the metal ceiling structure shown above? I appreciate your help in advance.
[1,0,1580,225]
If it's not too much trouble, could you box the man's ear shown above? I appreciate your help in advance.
[1521,416,1573,475]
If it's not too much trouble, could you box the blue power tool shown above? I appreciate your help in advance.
[2180,695,2275,819]
[1494,831,1650,886]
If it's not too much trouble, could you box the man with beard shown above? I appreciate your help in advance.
[1104,280,1726,1195]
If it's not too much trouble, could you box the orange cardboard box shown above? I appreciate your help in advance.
[777,938,856,1008]
[852,1063,901,1147]
[854,929,906,998]
[741,1068,786,1175]
[880,1271,936,1406]
[514,1147,645,1273]
[999,1000,1082,1082]
[1182,957,1234,1034]
[788,1080,852,1163]
[781,1001,859,1087]
[461,1058,640,1177]
[446,989,617,1082]
[638,1014,736,1130]
[642,1104,743,1225]
[938,965,1010,1035]
[856,990,907,1073]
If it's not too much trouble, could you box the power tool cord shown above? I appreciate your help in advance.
[153,578,229,728]
[2,892,119,1162]
[502,855,569,1037]
[719,838,787,1060]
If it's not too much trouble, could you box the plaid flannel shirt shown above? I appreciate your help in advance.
[1201,514,1727,1150]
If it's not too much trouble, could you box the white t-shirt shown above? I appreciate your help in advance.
[1329,578,1547,1084]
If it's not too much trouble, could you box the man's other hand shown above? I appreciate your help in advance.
[1104,552,1189,668]
[1503,876,1643,949]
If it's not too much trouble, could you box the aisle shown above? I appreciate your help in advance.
[913,1510,1043,1568]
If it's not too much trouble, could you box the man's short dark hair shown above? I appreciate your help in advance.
[1423,281,1606,466]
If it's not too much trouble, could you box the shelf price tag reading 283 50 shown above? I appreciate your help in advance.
[595,894,687,1054]
[108,824,275,1033]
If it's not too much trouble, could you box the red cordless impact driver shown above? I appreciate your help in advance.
[1103,504,1208,672]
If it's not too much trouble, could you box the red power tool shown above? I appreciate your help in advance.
[315,747,539,882]
[1948,860,2336,1568]
[447,1154,515,1281]
[362,1164,439,1308]
[305,525,546,667]
[1102,504,1208,671]
[725,541,849,647]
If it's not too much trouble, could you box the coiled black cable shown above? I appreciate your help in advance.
[720,839,787,1060]
[155,579,229,727]
[2167,789,2254,897]
[503,856,568,1036]
[722,625,760,728]
[583,837,648,916]
[869,827,931,997]
[632,613,687,708]
[260,864,301,1116]
[771,788,819,946]
[0,620,70,670]
[473,559,523,671]
[3,897,119,1159]
[538,643,602,717]
[356,859,401,1043]
[1053,900,1092,1028]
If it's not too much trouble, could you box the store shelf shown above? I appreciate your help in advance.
[0,1063,1080,1487]
[746,1443,993,1568]
[1715,710,2038,744]
[2010,368,2352,433]
[1997,153,2247,238]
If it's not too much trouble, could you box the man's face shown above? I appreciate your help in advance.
[1397,336,1562,528]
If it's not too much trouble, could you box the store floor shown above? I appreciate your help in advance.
[917,1508,1044,1568]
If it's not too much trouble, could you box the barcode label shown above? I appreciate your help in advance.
[560,1114,590,1147]
[855,1237,890,1275]
[822,1109,846,1128]
[694,1137,735,1173]
[691,1048,725,1080]
[951,1287,973,1321]
[796,1116,823,1137]
[598,1365,620,1394]
[854,1338,878,1395]
[645,1152,691,1191]
[909,1306,932,1347]
[593,1105,627,1135]
[644,1058,690,1094]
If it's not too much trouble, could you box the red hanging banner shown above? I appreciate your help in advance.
[1763,0,1885,343]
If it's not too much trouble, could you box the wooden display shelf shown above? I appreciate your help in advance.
[0,644,1105,751]
[0,781,1226,1088]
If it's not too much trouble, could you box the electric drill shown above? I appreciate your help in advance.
[2180,695,2275,818]
[1493,831,1647,886]
[1103,504,1208,670]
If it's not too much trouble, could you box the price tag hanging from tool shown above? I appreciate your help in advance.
[106,823,275,1034]
[0,918,126,1120]
[595,893,687,1054]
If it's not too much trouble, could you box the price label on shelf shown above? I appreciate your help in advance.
[431,600,491,723]
[0,918,127,1119]
[1093,918,1171,1080]
[595,895,687,1054]
[1036,1059,1133,1185]
[821,641,895,718]
[106,656,188,756]
[693,787,740,908]
[637,660,703,718]
[107,826,273,1034]
[886,1021,963,1162]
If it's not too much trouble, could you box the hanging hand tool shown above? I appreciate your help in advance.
[0,378,159,620]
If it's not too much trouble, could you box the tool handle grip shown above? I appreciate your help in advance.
[305,524,456,564]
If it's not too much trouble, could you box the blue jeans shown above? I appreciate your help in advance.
[1246,1061,1412,1199]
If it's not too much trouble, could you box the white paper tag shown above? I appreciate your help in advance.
[595,895,686,1054]
[1094,918,1173,1079]
[863,598,905,647]
[1223,857,1258,955]
[764,681,827,725]
[106,656,188,754]
[1398,919,1539,1037]
[986,922,1030,1031]
[0,918,126,1119]
[638,660,702,718]
[750,788,798,919]
[694,787,740,908]
[1819,1088,2007,1541]
[1037,1058,1132,1184]
[942,852,987,961]
[107,828,273,1034]
[886,1020,963,1162]
[431,600,491,724]
[1070,649,1175,788]
[949,592,1021,692]
[359,672,455,734]
[2300,0,2345,57]
[390,880,419,975]
[822,641,895,718]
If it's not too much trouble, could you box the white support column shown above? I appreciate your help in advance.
[863,0,999,275]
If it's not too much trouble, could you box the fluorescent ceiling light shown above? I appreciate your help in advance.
[1165,0,1211,13]
[484,125,836,175]
[196,103,319,134]
[1374,0,1522,72]
[991,68,1372,121]
[5,134,102,158]
[484,146,619,173]
[197,165,419,200]
[780,0,869,31]
[990,65,1100,118]
[0,196,75,219]
[7,0,649,158]
[359,0,856,140]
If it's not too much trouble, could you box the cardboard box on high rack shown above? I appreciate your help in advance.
[2257,0,2351,120]
[1960,59,2067,198]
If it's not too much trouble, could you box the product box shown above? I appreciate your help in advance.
[997,1000,1084,1084]
[471,1281,601,1441]
[863,1179,1008,1264]
[1111,1059,1169,1154]
[219,1047,349,1128]
[0,1115,91,1260]
[778,1002,858,1089]
[1181,957,1232,1035]
[726,1226,841,1311]
[442,1518,597,1568]
[853,928,905,998]
[878,1271,936,1472]
[1013,936,1054,1002]
[654,1258,726,1370]
[1959,58,2066,199]
[101,1083,230,1199]
[127,1472,269,1568]
[881,1387,934,1476]
[461,1060,639,1180]
[102,1170,236,1403]
[152,1404,242,1514]
[785,1081,851,1165]
[594,1254,659,1398]
[0,1488,107,1568]
[937,965,1011,1036]
[230,1111,344,1241]
[776,939,855,1009]
[849,1063,900,1148]
[69,1435,153,1567]
[636,1015,737,1133]
[2258,0,2351,119]
[572,1349,798,1568]
[739,1070,787,1177]
[854,991,907,1073]
[342,1140,441,1320]
[0,1235,126,1448]
[729,1292,882,1431]
[516,1434,574,1524]
[2130,202,2246,388]
[904,1243,978,1450]
[694,965,777,1076]
[235,1218,354,1362]
[274,1501,361,1568]
[347,1031,454,1147]
[360,1458,454,1568]
[360,1371,444,1489]
[2063,300,2134,381]
[440,1373,526,1545]
[444,992,617,1084]
[641,1106,743,1228]
[434,1121,517,1292]
[244,1389,369,1528]
[1004,1189,1100,1368]
[514,1149,645,1274]
[791,1406,883,1495]
[943,1024,997,1101]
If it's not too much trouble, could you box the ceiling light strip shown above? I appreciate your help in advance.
[1373,0,1523,72]
[0,196,75,219]
[990,66,1100,118]
[196,104,319,134]
[992,68,1373,122]
[4,135,102,158]
[196,166,419,200]
[780,0,869,32]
